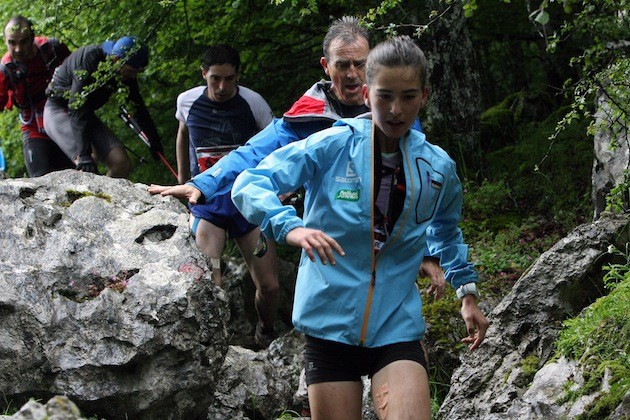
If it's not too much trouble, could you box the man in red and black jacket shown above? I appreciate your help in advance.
[0,15,74,177]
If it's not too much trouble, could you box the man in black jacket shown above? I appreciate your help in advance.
[44,36,163,178]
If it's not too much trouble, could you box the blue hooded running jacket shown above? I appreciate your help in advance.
[232,118,477,347]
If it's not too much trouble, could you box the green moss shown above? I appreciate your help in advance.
[554,261,630,417]
[420,282,465,404]
[65,189,112,204]
[480,105,515,150]
[557,379,580,405]
[463,179,513,221]
[521,353,540,384]
[580,374,630,419]
[508,90,555,124]
[420,284,463,345]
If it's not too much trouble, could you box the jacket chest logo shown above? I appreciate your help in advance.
[334,160,362,184]
[335,189,360,201]
[346,161,357,177]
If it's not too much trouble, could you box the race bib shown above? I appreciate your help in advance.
[195,145,239,172]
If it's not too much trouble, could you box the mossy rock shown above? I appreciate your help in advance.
[480,105,516,151]
[507,90,555,124]
[480,90,557,153]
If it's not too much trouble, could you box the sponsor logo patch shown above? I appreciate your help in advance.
[335,189,360,201]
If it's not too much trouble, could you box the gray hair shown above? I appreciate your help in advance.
[322,16,370,60]
[366,35,428,89]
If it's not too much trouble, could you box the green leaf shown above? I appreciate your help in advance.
[534,10,550,25]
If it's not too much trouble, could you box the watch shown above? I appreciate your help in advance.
[456,282,479,299]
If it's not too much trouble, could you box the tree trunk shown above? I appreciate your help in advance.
[420,1,482,181]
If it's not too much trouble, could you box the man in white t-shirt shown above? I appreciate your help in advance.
[174,45,278,348]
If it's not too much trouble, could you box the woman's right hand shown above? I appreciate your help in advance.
[286,227,345,266]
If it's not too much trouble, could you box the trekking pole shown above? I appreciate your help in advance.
[118,105,178,180]
[124,144,147,164]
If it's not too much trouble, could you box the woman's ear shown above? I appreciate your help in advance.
[420,85,430,108]
[362,84,370,108]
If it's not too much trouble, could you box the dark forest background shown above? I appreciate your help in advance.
[0,0,627,414]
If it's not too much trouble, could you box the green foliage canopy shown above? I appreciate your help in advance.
[0,0,626,187]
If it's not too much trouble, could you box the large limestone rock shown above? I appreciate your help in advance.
[0,170,230,419]
[438,212,630,419]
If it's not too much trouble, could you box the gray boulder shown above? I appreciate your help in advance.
[438,212,630,419]
[0,170,229,420]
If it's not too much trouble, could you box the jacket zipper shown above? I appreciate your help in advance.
[359,135,414,345]
[359,122,378,346]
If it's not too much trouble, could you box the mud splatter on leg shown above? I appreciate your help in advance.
[373,382,389,418]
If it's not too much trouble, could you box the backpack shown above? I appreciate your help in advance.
[0,37,67,103]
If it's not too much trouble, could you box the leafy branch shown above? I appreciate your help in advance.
[362,2,454,38]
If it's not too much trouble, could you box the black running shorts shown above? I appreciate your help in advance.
[303,335,428,385]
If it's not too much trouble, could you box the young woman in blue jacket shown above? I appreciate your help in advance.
[232,36,489,419]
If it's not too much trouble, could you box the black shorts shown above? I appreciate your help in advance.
[303,335,428,386]
[22,133,74,177]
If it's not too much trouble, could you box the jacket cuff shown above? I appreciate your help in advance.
[455,282,479,299]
